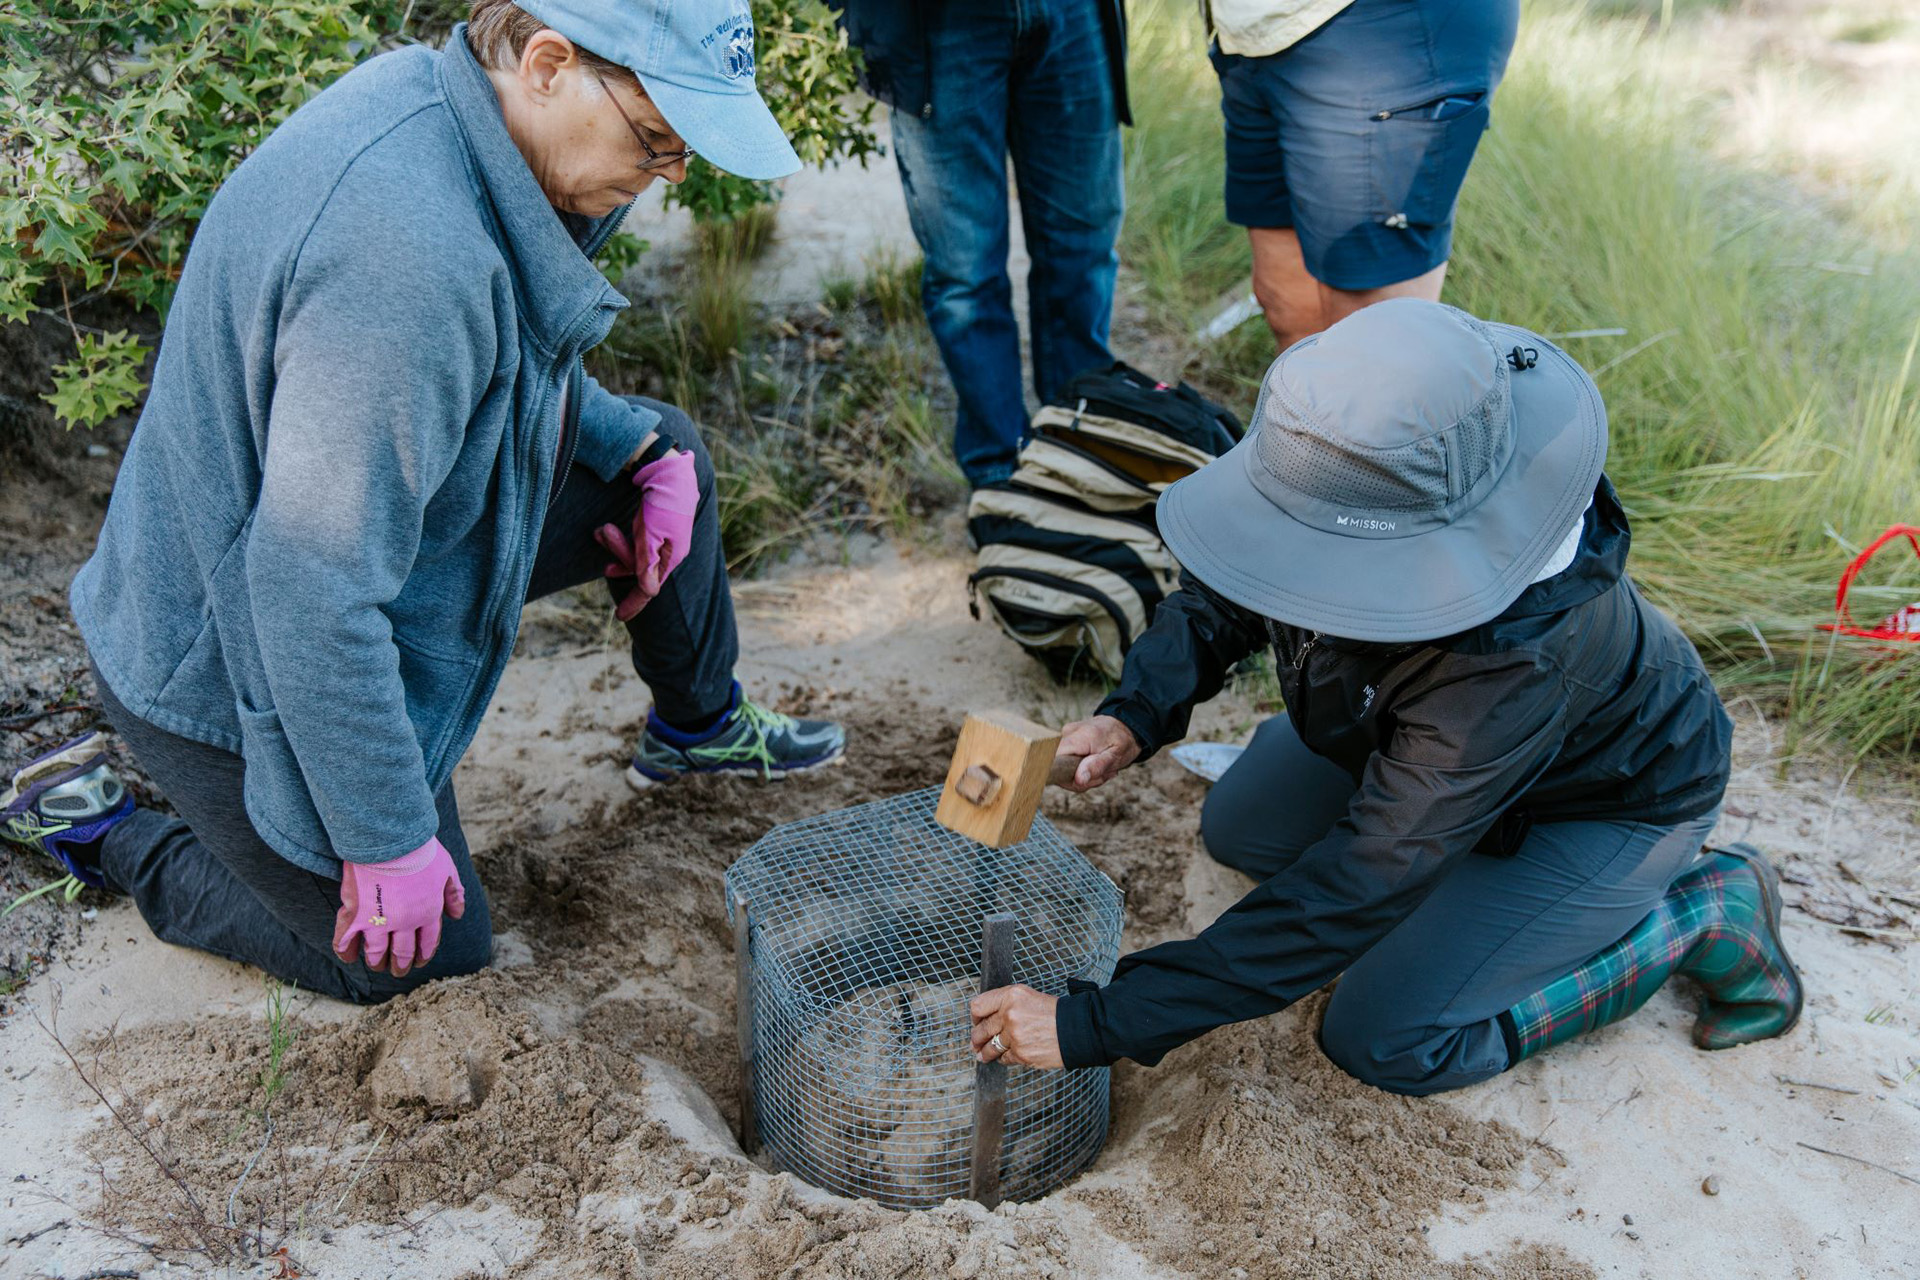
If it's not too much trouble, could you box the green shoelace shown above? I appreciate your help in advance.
[685,699,796,779]
[3,812,90,915]
[6,872,85,915]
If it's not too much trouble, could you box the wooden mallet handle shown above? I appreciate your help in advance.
[955,763,1004,807]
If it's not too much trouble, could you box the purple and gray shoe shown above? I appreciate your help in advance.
[2,731,133,906]
[627,682,846,790]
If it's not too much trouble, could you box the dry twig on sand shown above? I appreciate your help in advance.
[5,1217,70,1245]
[0,702,96,732]
[28,1001,235,1262]
[1795,1142,1920,1188]
[1774,1075,1862,1095]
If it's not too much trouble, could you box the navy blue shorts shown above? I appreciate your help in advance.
[1212,0,1520,291]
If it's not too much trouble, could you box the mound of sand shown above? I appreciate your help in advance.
[87,973,660,1230]
[1077,993,1555,1279]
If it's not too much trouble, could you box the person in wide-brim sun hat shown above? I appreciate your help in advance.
[4,0,847,1008]
[969,298,1804,1095]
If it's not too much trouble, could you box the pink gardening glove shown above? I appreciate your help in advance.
[332,836,466,977]
[594,448,699,621]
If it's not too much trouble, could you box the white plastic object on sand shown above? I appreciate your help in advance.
[1197,291,1261,343]
[1169,742,1245,784]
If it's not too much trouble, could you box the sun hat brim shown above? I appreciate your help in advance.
[1156,322,1607,643]
[636,69,800,182]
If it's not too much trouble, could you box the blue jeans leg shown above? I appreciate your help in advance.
[888,0,1123,487]
[890,87,1021,487]
[1008,0,1124,407]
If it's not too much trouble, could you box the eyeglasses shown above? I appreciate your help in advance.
[590,67,695,173]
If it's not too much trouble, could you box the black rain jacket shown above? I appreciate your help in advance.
[837,0,1133,127]
[1053,477,1733,1068]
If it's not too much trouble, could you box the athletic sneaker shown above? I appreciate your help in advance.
[2,730,133,907]
[629,682,845,788]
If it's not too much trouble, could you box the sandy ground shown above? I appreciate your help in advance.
[3,534,1918,1279]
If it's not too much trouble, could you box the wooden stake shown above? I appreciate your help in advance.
[732,890,760,1156]
[969,912,1018,1208]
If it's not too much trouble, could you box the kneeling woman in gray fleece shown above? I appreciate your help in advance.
[970,299,1803,1095]
[1,1,846,1001]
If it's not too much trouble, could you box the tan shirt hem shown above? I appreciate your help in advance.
[1207,0,1357,57]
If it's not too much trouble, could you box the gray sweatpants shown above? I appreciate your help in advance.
[1201,715,1719,1096]
[89,397,730,1002]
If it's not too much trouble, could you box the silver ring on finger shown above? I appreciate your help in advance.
[989,1033,1006,1055]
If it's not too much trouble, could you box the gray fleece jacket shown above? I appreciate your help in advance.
[73,28,652,875]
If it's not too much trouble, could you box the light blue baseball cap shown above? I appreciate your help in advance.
[515,0,802,181]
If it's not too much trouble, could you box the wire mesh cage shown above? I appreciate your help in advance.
[725,784,1124,1209]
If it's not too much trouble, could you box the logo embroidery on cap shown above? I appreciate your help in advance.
[701,16,755,80]
[1335,515,1398,532]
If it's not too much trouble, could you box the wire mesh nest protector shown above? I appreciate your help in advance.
[725,785,1124,1209]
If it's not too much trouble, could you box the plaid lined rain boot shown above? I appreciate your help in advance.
[1502,843,1804,1065]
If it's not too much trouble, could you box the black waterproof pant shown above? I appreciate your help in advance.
[93,397,732,1001]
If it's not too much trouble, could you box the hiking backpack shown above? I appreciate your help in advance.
[966,363,1244,681]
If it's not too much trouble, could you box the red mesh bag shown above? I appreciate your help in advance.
[1818,525,1920,642]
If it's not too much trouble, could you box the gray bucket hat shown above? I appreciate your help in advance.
[1157,298,1607,643]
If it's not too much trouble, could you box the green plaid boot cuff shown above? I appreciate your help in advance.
[1506,844,1803,1064]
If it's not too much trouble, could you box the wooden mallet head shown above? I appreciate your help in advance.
[935,711,1074,848]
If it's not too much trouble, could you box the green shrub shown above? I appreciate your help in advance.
[0,0,411,427]
[596,229,650,287]
[1,0,875,431]
[43,329,151,427]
